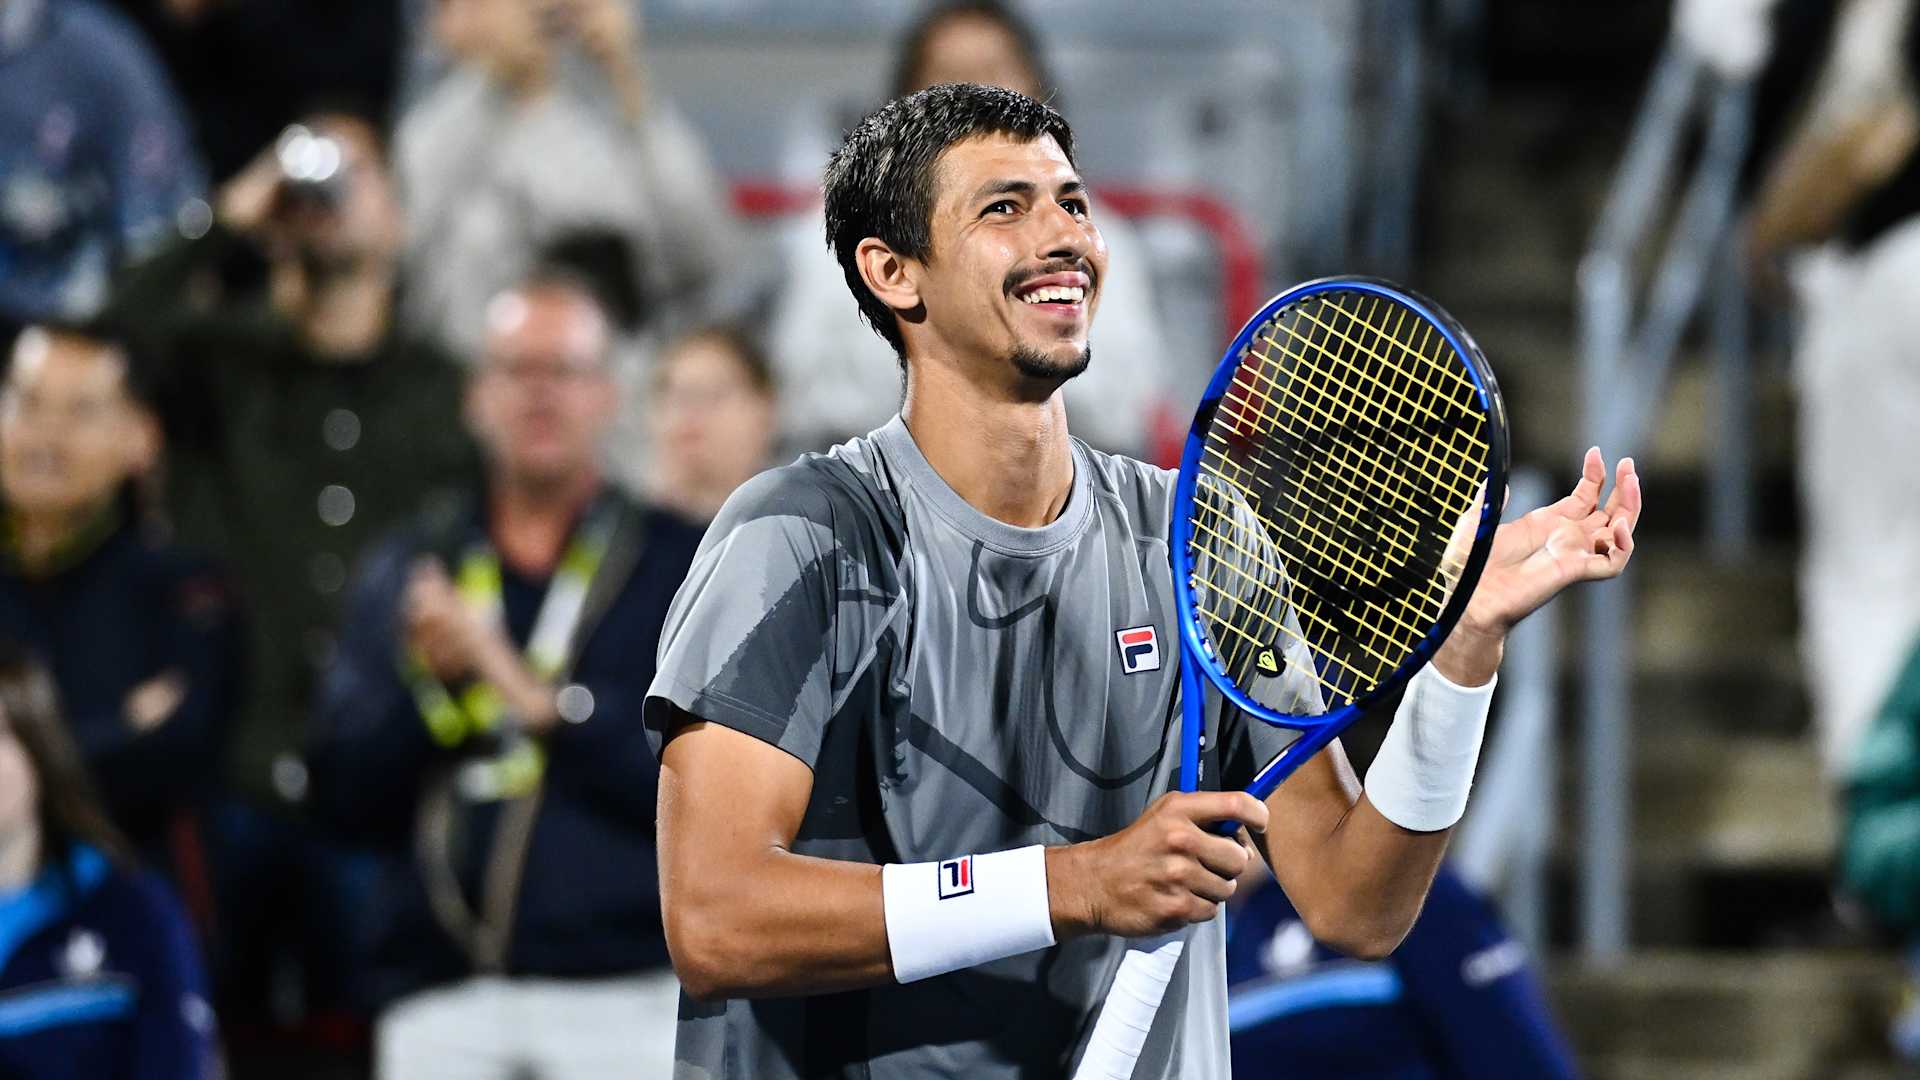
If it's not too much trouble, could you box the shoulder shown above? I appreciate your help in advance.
[55,1,175,97]
[703,439,902,560]
[52,0,154,56]
[1076,440,1177,546]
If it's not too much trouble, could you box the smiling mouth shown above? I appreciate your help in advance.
[1017,285,1086,305]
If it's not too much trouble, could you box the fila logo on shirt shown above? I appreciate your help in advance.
[937,856,975,900]
[1115,625,1161,674]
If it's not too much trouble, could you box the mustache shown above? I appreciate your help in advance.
[1003,259,1095,296]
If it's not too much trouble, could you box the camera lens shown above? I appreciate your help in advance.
[276,125,348,207]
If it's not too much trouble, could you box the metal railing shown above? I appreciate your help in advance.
[1576,42,1756,962]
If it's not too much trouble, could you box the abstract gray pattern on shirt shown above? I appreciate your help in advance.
[646,416,1302,1079]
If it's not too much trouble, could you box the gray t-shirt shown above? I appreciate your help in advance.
[645,416,1297,1079]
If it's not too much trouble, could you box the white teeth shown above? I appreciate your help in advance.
[1020,285,1086,304]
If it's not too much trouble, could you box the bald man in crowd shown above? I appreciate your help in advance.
[308,267,706,1079]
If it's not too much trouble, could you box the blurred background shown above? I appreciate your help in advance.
[3,0,1918,1077]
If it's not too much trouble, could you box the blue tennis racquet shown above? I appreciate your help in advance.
[1074,277,1509,1079]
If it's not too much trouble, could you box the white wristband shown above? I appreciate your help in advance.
[882,844,1056,984]
[1363,665,1497,832]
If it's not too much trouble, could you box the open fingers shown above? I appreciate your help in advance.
[1601,456,1642,533]
[1542,447,1606,521]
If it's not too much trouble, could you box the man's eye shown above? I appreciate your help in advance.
[1062,200,1089,217]
[985,200,1018,216]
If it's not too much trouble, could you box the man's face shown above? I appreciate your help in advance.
[910,14,1042,97]
[0,331,152,519]
[650,334,774,495]
[906,132,1106,390]
[469,286,616,486]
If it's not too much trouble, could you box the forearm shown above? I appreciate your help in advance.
[661,827,891,999]
[669,841,1129,999]
[1261,793,1450,959]
[1261,639,1497,957]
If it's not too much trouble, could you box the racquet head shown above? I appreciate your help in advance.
[1171,277,1509,798]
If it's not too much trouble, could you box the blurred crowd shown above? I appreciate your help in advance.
[32,0,1920,1074]
[0,1,1182,1078]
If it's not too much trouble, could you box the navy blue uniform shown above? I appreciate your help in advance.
[0,844,216,1080]
[307,489,704,1006]
[1225,866,1578,1079]
[0,514,238,868]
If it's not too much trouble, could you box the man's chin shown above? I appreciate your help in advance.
[1008,343,1092,384]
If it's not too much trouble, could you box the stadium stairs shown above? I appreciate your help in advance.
[1418,77,1907,1078]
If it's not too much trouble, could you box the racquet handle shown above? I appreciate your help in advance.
[1071,930,1186,1080]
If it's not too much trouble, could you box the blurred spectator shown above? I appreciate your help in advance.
[308,271,704,1079]
[1225,866,1578,1079]
[396,0,748,360]
[103,0,403,182]
[103,107,476,1057]
[1842,631,1920,1061]
[1748,0,1920,773]
[0,645,217,1080]
[106,106,476,815]
[764,0,1174,458]
[0,325,237,885]
[1843,633,1920,932]
[647,325,776,522]
[0,0,203,332]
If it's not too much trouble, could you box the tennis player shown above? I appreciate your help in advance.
[645,83,1639,1079]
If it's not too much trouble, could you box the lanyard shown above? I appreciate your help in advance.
[406,502,616,800]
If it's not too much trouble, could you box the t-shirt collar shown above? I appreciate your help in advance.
[873,414,1092,557]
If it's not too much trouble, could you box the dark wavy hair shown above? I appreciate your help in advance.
[823,82,1076,362]
[0,644,132,877]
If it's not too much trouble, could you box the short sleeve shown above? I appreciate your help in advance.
[644,466,870,770]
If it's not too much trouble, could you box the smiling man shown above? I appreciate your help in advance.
[646,84,1639,1079]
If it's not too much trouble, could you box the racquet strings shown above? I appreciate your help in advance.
[1187,290,1493,713]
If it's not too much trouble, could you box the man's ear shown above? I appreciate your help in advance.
[855,238,922,316]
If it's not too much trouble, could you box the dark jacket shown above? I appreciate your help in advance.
[0,844,216,1080]
[107,223,477,808]
[0,511,238,867]
[306,487,703,1006]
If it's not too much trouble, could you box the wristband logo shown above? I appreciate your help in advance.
[937,855,975,899]
[1115,625,1161,674]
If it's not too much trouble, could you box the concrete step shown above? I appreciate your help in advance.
[1554,546,1799,684]
[1549,950,1904,1070]
[1623,732,1833,871]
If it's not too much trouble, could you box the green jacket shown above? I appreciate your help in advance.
[1843,635,1920,931]
[109,225,478,807]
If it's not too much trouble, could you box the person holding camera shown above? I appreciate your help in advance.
[397,0,749,359]
[103,105,477,1061]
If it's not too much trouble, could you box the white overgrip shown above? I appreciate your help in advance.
[1070,931,1187,1080]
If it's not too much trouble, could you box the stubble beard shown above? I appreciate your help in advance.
[1008,343,1092,385]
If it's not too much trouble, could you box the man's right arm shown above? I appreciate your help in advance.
[657,707,1270,1001]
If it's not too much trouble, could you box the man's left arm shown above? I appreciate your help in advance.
[1249,450,1641,958]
